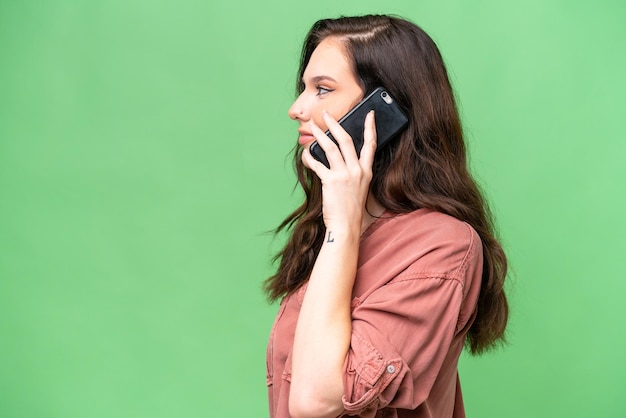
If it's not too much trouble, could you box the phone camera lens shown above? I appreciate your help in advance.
[381,90,393,104]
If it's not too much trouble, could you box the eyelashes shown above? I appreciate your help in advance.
[316,86,334,96]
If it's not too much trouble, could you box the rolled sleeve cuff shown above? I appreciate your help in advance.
[341,332,404,415]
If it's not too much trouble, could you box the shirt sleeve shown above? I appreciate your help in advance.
[340,276,464,416]
[340,218,483,416]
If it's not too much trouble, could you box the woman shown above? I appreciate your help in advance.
[265,15,508,418]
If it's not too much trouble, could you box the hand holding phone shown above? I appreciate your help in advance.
[309,87,409,168]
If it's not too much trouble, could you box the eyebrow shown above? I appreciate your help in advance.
[303,75,337,84]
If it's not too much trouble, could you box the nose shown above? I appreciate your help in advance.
[288,94,308,121]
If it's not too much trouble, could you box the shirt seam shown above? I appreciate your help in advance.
[387,222,477,289]
[386,272,464,289]
[452,222,477,278]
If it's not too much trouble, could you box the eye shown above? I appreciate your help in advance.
[316,86,334,96]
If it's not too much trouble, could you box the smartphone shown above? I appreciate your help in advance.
[309,87,409,168]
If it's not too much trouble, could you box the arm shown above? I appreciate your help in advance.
[339,218,482,415]
[288,111,377,418]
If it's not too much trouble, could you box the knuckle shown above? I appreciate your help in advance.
[349,167,364,181]
[349,165,362,175]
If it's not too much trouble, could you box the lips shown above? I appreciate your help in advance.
[298,130,315,145]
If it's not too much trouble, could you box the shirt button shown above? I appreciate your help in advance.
[386,365,396,374]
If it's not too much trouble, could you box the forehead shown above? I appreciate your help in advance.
[303,37,354,80]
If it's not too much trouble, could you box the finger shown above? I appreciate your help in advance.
[322,111,360,166]
[301,144,330,175]
[310,119,346,169]
[359,110,377,169]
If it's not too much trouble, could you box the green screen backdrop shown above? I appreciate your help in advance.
[1,1,625,417]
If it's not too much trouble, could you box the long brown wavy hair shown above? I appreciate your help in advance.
[264,15,508,354]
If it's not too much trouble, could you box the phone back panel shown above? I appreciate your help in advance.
[310,87,409,168]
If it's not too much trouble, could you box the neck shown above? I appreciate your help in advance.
[361,194,385,233]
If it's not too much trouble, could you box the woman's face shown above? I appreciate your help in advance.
[288,37,364,148]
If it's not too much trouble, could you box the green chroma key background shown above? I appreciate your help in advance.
[1,1,624,416]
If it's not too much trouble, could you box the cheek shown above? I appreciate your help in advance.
[311,102,353,132]
[311,113,326,131]
[308,101,327,130]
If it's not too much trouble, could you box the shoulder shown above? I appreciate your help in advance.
[403,210,482,283]
[376,209,479,251]
[393,209,477,240]
[363,209,482,282]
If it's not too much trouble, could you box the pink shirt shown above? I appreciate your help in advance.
[266,209,483,417]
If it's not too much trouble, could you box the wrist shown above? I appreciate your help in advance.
[323,225,360,243]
